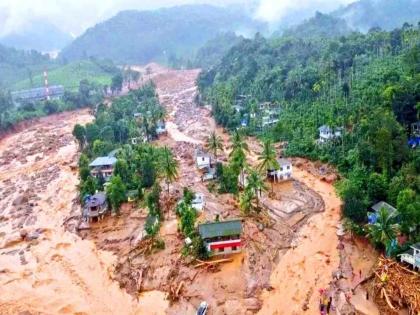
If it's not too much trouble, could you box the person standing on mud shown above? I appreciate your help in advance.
[326,296,332,314]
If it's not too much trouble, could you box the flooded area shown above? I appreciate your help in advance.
[0,64,377,315]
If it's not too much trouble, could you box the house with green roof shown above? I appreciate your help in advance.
[198,219,242,256]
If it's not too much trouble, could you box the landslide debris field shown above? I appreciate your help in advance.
[0,65,348,315]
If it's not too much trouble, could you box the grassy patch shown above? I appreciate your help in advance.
[11,60,114,91]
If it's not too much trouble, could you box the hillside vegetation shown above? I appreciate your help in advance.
[60,5,265,64]
[12,59,119,91]
[199,22,420,250]
[0,44,57,89]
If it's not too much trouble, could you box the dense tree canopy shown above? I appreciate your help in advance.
[199,22,420,244]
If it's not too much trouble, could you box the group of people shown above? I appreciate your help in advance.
[319,289,333,315]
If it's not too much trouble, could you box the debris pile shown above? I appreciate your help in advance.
[372,257,420,314]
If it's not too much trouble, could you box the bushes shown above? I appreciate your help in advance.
[217,164,239,194]
[106,175,127,214]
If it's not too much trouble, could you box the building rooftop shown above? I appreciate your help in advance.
[11,85,64,101]
[85,192,107,208]
[319,125,332,132]
[411,243,420,250]
[89,156,117,167]
[195,148,211,158]
[277,158,291,166]
[371,201,397,214]
[199,219,242,239]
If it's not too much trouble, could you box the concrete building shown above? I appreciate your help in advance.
[89,156,117,180]
[267,158,293,182]
[82,192,108,222]
[191,193,205,212]
[318,125,343,143]
[399,243,420,270]
[198,219,242,257]
[195,149,212,170]
[11,85,64,104]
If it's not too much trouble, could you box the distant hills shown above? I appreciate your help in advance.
[278,0,419,39]
[60,4,266,64]
[333,0,420,31]
[0,20,72,53]
[282,12,352,39]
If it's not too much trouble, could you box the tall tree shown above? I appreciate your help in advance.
[246,169,267,208]
[206,131,223,162]
[160,146,178,194]
[258,139,279,192]
[368,207,400,252]
[229,130,249,185]
[72,124,86,149]
[106,175,127,215]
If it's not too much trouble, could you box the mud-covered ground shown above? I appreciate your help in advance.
[77,65,340,315]
[0,64,373,315]
[0,110,156,315]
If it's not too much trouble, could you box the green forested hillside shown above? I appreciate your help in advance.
[282,12,352,39]
[199,24,420,248]
[60,5,265,64]
[0,44,58,89]
[193,32,244,69]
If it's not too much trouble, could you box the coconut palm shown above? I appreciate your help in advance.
[239,189,253,215]
[258,139,279,192]
[246,169,267,208]
[368,207,400,251]
[206,131,223,162]
[230,130,249,157]
[230,130,249,186]
[160,146,178,194]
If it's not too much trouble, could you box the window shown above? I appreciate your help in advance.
[280,167,283,171]
[202,157,205,161]
[218,247,224,252]
[287,166,290,170]
[232,246,237,251]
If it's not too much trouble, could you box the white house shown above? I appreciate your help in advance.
[191,193,205,212]
[399,243,420,270]
[202,166,217,181]
[195,149,212,170]
[318,125,343,143]
[156,121,167,135]
[268,158,293,182]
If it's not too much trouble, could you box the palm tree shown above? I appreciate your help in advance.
[258,139,279,193]
[239,189,253,215]
[230,130,249,185]
[246,169,267,208]
[160,146,178,194]
[368,207,400,253]
[206,131,223,163]
[230,130,249,157]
